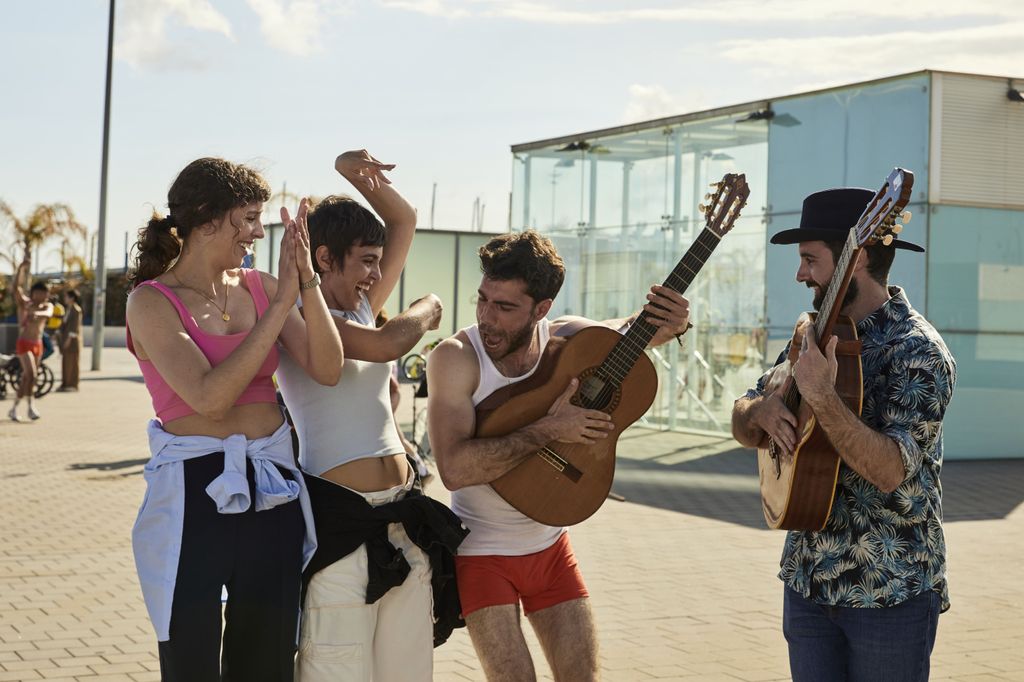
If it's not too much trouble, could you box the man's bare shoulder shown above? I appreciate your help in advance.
[428,332,481,396]
[431,331,477,367]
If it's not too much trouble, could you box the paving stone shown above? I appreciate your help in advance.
[1,348,1021,681]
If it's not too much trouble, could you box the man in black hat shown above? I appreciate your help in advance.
[731,187,957,681]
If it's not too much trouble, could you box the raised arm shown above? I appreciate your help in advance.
[552,284,691,348]
[333,293,442,363]
[273,199,344,385]
[426,336,613,491]
[12,257,30,306]
[334,150,416,315]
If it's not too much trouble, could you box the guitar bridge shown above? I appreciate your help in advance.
[537,448,583,483]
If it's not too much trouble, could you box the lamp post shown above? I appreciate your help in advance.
[91,0,115,370]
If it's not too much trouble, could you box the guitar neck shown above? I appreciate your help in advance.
[599,227,723,385]
[813,228,860,345]
[780,229,860,411]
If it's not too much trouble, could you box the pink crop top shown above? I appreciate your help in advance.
[127,269,280,423]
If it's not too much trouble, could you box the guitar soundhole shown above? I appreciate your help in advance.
[572,368,620,412]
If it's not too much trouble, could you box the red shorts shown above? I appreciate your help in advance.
[15,339,42,358]
[455,532,589,617]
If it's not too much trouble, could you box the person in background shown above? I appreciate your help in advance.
[57,288,82,391]
[9,254,53,421]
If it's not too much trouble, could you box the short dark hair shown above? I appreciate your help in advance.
[824,241,895,286]
[64,288,80,303]
[307,195,386,273]
[478,230,565,302]
[30,281,49,294]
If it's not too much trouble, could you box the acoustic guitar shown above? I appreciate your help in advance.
[475,173,750,526]
[757,167,914,530]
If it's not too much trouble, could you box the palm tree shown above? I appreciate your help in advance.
[0,201,88,274]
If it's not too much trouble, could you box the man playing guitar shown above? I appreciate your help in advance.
[427,230,691,681]
[731,187,957,681]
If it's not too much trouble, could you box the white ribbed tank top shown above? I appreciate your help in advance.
[275,293,404,476]
[453,319,565,556]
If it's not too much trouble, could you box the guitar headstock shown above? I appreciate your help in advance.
[700,173,750,238]
[855,167,915,247]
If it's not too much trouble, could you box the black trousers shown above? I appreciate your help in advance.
[158,452,305,682]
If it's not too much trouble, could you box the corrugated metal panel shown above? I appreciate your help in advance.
[937,73,1024,207]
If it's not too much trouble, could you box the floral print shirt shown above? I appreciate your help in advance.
[747,287,957,610]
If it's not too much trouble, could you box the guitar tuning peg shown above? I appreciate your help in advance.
[709,182,721,188]
[891,224,903,234]
[901,210,912,223]
[698,204,707,213]
[703,193,711,201]
[882,234,894,246]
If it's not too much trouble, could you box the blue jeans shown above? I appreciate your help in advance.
[783,586,940,682]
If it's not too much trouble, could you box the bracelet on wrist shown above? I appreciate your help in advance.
[674,322,694,346]
[300,273,321,290]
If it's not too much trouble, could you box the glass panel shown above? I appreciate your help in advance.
[515,112,770,432]
[396,232,456,351]
[928,205,1024,333]
[765,73,932,340]
[455,234,488,334]
[940,332,1024,459]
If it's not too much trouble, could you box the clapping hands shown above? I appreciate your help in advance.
[274,197,313,305]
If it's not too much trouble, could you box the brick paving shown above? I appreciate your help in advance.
[0,348,1021,681]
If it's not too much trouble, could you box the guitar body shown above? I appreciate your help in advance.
[476,326,658,527]
[757,313,863,530]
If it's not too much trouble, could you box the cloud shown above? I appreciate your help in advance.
[245,0,334,56]
[117,0,233,70]
[718,21,1024,87]
[376,0,1024,24]
[623,84,706,123]
[378,0,471,18]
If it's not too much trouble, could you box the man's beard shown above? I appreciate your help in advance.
[484,318,535,362]
[811,277,858,312]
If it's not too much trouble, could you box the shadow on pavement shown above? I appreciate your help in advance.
[69,458,148,474]
[611,434,1024,528]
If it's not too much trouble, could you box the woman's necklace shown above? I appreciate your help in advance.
[170,271,231,322]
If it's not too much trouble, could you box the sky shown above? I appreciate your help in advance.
[1,0,1022,271]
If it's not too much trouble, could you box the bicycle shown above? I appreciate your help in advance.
[0,354,56,400]
[400,351,431,459]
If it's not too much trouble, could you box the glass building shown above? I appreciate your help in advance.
[510,70,1024,459]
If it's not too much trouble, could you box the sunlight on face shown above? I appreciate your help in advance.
[475,277,542,361]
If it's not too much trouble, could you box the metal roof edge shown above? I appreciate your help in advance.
[511,68,1022,154]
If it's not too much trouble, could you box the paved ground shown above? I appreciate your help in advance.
[1,348,1021,681]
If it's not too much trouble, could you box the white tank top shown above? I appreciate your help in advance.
[453,318,565,556]
[275,293,404,476]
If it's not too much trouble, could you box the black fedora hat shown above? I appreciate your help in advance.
[770,188,924,252]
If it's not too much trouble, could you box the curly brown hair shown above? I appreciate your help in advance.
[478,230,565,302]
[128,157,270,287]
